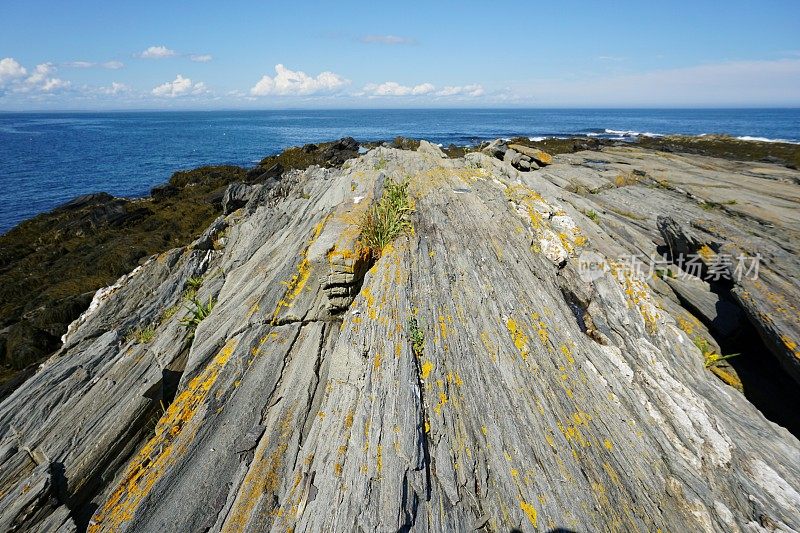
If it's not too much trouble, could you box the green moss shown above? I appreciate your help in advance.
[126,324,156,344]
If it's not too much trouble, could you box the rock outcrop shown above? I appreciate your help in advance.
[0,142,798,532]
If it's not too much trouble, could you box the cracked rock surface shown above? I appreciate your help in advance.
[0,142,798,532]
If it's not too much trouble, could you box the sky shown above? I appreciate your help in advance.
[0,0,799,110]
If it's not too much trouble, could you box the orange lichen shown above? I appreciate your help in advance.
[506,317,529,361]
[272,215,330,323]
[90,338,238,532]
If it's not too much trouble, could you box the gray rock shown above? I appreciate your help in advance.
[0,143,797,532]
[222,182,256,214]
[482,138,507,159]
[657,215,704,258]
[503,148,521,166]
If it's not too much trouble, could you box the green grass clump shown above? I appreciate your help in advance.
[359,178,414,258]
[179,296,215,338]
[585,210,600,223]
[183,276,204,300]
[126,324,156,344]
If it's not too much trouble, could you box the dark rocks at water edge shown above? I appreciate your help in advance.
[0,138,799,531]
[0,138,362,397]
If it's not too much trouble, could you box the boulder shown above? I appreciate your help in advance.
[657,215,704,258]
[222,182,256,214]
[482,138,507,159]
[508,143,554,166]
[503,148,521,166]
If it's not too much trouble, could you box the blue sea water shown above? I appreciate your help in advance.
[1,108,798,233]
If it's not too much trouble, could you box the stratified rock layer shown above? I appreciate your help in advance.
[0,143,798,532]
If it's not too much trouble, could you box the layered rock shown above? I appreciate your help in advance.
[0,142,798,532]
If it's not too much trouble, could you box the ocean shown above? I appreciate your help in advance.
[1,108,798,233]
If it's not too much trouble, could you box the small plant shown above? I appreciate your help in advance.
[359,178,414,258]
[373,158,387,170]
[183,276,204,300]
[723,199,737,205]
[693,336,739,368]
[179,296,215,338]
[704,351,739,368]
[126,324,156,344]
[408,317,425,358]
[585,210,599,223]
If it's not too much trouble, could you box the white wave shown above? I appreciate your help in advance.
[528,136,546,142]
[736,135,800,145]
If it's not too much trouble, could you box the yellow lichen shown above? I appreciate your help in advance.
[506,317,529,361]
[520,500,538,528]
[420,360,434,380]
[91,339,239,532]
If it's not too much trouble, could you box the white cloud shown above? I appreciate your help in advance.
[64,60,124,69]
[99,82,129,95]
[360,35,417,45]
[8,62,70,93]
[360,81,484,98]
[138,45,176,59]
[0,57,28,86]
[436,84,485,97]
[65,61,94,68]
[190,54,213,63]
[152,74,208,97]
[362,81,436,96]
[250,64,349,96]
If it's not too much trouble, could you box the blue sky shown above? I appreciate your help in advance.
[1,0,798,109]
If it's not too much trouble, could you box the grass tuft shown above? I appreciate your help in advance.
[179,296,215,339]
[359,178,414,258]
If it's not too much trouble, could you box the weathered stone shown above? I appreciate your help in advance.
[222,182,255,215]
[508,143,554,166]
[0,143,798,532]
[482,138,507,158]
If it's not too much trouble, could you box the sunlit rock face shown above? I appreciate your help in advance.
[1,141,799,532]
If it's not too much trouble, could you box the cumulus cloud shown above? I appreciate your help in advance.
[0,57,28,85]
[138,45,176,59]
[190,54,213,63]
[362,81,435,96]
[152,74,208,97]
[250,64,349,96]
[360,35,417,45]
[0,60,70,93]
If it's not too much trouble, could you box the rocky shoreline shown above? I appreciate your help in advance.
[0,134,798,531]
